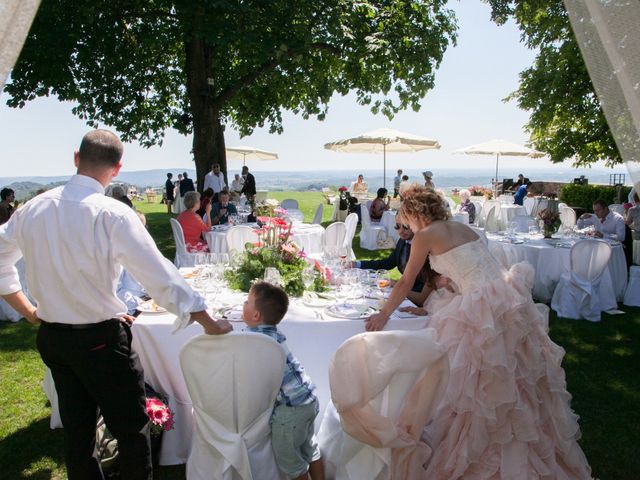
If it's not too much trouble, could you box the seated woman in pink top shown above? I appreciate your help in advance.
[177,191,212,252]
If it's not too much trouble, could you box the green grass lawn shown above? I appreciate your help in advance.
[1,192,638,479]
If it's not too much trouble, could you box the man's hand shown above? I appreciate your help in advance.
[120,314,136,325]
[26,309,41,325]
[204,318,233,335]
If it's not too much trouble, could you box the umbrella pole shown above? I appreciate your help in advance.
[494,153,500,198]
[383,144,387,190]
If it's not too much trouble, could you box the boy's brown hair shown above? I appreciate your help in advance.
[251,282,289,325]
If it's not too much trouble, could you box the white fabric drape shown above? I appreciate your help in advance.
[0,0,41,89]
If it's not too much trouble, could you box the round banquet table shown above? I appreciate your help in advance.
[487,234,627,303]
[380,210,399,244]
[130,295,427,465]
[204,222,325,255]
[498,205,527,230]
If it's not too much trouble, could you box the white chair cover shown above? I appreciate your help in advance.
[312,204,323,225]
[471,201,482,226]
[343,213,358,259]
[523,196,536,216]
[226,226,259,253]
[359,206,388,251]
[560,206,577,229]
[317,329,449,480]
[551,239,616,322]
[325,222,347,249]
[484,205,500,233]
[180,332,286,480]
[281,199,299,210]
[169,218,198,268]
[623,266,640,307]
[609,204,625,216]
[480,199,500,228]
[284,209,305,222]
[510,214,535,233]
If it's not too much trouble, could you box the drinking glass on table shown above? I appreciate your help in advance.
[218,253,230,268]
[376,269,391,296]
[302,266,317,290]
[264,267,283,286]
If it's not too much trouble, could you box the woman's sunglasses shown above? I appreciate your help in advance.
[394,223,410,231]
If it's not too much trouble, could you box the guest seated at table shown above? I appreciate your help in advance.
[0,188,16,225]
[230,173,244,200]
[196,188,214,217]
[111,185,133,208]
[513,180,531,206]
[577,198,626,241]
[242,282,325,480]
[211,190,238,225]
[349,174,368,194]
[177,191,211,252]
[369,188,390,221]
[458,189,476,224]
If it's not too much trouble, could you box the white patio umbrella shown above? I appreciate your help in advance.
[453,139,545,196]
[324,128,440,189]
[226,146,278,165]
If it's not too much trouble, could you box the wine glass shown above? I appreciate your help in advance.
[264,267,283,286]
[376,269,391,297]
[218,253,230,268]
[302,267,317,290]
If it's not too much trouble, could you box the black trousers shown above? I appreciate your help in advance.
[37,320,152,480]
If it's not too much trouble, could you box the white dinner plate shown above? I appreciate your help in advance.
[324,303,377,319]
[138,300,167,314]
[301,292,334,308]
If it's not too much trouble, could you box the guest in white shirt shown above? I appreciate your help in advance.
[577,198,626,241]
[203,163,226,200]
[230,173,244,200]
[0,130,232,478]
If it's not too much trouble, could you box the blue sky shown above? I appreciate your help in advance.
[0,1,627,177]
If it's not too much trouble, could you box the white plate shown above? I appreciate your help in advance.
[301,292,334,308]
[324,303,377,319]
[138,300,167,314]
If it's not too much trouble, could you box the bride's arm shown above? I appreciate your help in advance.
[365,232,430,331]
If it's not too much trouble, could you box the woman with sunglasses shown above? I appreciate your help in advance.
[365,185,591,479]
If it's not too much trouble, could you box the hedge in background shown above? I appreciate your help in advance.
[559,184,631,211]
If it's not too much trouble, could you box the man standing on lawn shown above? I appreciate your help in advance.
[0,130,232,480]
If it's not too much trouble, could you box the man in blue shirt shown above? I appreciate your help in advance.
[514,181,530,206]
[211,190,238,225]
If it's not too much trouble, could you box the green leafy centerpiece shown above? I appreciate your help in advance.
[224,213,329,296]
[537,208,561,238]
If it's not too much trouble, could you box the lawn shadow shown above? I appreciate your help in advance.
[0,321,38,353]
[0,417,65,479]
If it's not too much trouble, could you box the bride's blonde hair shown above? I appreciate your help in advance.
[400,185,450,224]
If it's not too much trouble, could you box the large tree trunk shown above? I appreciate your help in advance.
[184,35,227,193]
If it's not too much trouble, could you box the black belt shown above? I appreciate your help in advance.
[40,319,118,330]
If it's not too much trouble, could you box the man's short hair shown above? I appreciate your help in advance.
[402,175,409,181]
[184,191,200,210]
[111,186,125,198]
[251,282,289,325]
[183,172,189,178]
[1,188,14,201]
[242,166,249,173]
[78,130,123,169]
[219,189,230,197]
[167,172,173,179]
[593,198,608,209]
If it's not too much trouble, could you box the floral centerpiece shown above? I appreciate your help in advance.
[224,215,329,296]
[469,185,493,199]
[537,208,561,238]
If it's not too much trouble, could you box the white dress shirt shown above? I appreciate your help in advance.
[577,210,626,241]
[203,172,226,193]
[0,174,205,329]
[230,178,244,193]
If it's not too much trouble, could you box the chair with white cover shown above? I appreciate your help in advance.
[484,205,500,233]
[509,214,535,233]
[560,206,577,229]
[226,226,259,253]
[523,196,536,216]
[609,204,624,216]
[343,213,359,259]
[312,203,324,225]
[471,201,482,226]
[480,199,500,228]
[623,266,640,306]
[169,218,198,268]
[180,332,286,480]
[317,329,449,480]
[359,206,388,250]
[551,239,616,322]
[324,222,347,251]
[281,199,299,211]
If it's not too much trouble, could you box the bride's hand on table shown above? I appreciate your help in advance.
[399,306,426,316]
[365,312,389,331]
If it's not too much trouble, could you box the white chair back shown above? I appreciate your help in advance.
[325,222,347,248]
[312,203,323,225]
[623,266,640,306]
[523,196,536,216]
[318,329,449,480]
[344,213,359,259]
[169,218,197,268]
[481,199,500,226]
[180,333,286,480]
[444,197,456,211]
[360,204,372,229]
[484,205,500,233]
[510,214,535,233]
[281,199,299,210]
[471,201,482,225]
[570,239,612,282]
[560,206,577,229]
[226,225,259,253]
[609,204,624,216]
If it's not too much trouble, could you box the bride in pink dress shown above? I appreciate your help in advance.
[366,186,592,479]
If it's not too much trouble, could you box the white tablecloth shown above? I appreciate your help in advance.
[380,210,399,244]
[498,205,527,230]
[132,295,428,465]
[204,222,325,255]
[487,234,627,303]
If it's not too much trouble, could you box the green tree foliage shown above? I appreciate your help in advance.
[486,0,621,166]
[5,1,457,188]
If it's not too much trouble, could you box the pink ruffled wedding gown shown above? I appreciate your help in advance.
[423,237,592,479]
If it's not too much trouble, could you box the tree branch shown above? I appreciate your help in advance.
[211,42,341,108]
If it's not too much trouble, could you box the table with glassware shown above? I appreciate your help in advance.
[132,267,428,465]
[498,204,527,230]
[203,221,325,255]
[486,232,627,302]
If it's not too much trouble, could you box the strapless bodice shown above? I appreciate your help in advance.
[430,237,504,293]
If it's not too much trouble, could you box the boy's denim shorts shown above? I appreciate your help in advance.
[270,398,321,477]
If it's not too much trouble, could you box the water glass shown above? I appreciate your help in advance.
[376,269,391,293]
[264,267,283,286]
[302,267,316,290]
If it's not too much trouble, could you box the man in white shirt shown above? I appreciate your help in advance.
[0,130,231,479]
[203,163,226,201]
[577,198,626,241]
